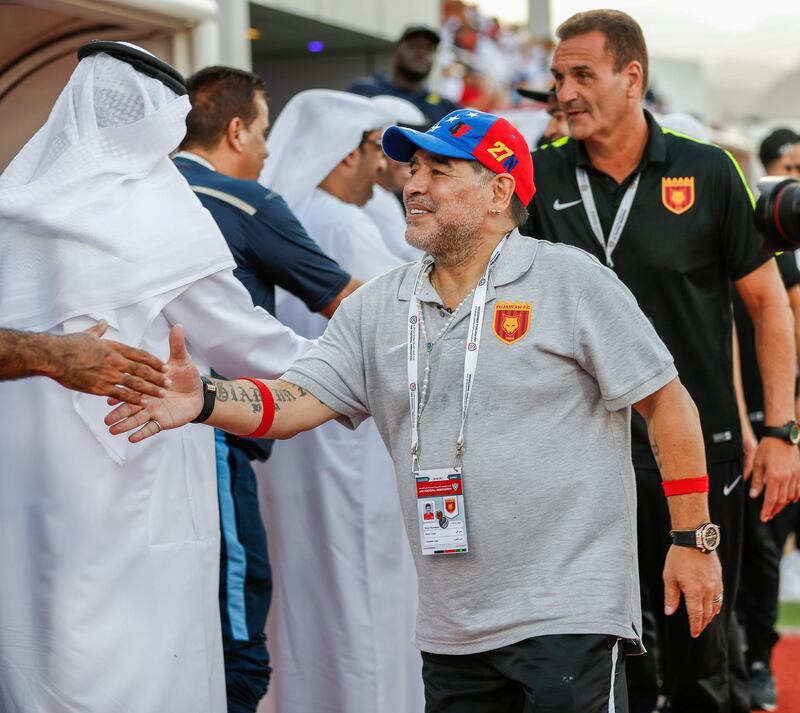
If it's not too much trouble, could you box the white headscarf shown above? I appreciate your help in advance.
[0,48,234,333]
[261,89,410,210]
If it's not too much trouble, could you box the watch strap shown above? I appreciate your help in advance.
[670,530,697,548]
[192,376,217,423]
[762,420,798,443]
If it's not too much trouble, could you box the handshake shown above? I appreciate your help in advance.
[106,325,207,440]
[105,325,338,442]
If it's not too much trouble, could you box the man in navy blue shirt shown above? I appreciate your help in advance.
[348,26,458,125]
[174,66,359,713]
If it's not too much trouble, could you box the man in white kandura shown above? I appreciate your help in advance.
[362,96,426,262]
[0,42,310,713]
[257,89,424,713]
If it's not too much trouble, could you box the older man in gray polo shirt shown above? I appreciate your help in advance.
[109,110,724,713]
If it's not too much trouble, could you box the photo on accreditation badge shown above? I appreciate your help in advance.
[422,501,435,521]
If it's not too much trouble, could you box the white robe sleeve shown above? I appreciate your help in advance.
[163,269,313,379]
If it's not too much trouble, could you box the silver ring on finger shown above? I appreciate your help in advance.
[712,592,723,604]
[151,419,162,434]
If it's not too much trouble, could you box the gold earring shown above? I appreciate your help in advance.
[490,208,501,215]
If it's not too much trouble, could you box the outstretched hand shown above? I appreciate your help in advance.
[105,325,203,442]
[53,320,168,404]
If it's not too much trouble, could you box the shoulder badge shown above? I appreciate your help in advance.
[662,177,695,215]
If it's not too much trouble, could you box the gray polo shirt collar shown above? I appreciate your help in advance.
[397,229,538,306]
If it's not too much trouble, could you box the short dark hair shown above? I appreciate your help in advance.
[759,128,800,169]
[180,66,267,150]
[471,163,530,227]
[556,10,648,94]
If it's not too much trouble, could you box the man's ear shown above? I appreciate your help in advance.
[340,147,361,168]
[624,60,644,99]
[490,173,516,212]
[225,117,245,153]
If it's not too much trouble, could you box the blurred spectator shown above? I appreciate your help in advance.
[781,140,800,178]
[437,61,467,105]
[440,2,551,111]
[459,65,497,111]
[348,26,458,125]
[758,128,800,176]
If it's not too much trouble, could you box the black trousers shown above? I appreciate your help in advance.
[737,492,781,666]
[421,635,627,713]
[727,613,750,713]
[627,460,743,713]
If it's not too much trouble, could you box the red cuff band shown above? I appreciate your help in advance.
[662,475,709,497]
[239,378,275,438]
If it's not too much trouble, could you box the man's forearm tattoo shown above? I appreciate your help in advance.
[266,382,313,413]
[272,387,296,403]
[269,386,296,413]
[212,379,264,414]
[213,379,313,416]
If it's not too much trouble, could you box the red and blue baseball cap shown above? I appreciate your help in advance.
[382,108,535,204]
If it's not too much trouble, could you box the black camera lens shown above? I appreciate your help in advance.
[755,177,800,251]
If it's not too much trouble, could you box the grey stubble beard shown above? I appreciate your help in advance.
[406,211,484,269]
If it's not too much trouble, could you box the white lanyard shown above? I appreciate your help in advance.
[575,167,640,268]
[407,238,506,472]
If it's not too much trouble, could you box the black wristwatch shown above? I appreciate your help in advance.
[762,419,800,445]
[191,376,218,423]
[670,522,721,553]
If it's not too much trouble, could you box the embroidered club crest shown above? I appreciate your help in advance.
[662,177,695,215]
[493,301,532,344]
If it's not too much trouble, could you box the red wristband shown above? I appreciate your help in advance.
[239,378,275,438]
[662,475,709,497]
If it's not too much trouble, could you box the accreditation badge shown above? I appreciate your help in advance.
[415,467,468,556]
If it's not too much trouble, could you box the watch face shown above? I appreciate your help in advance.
[700,524,721,552]
[790,422,800,445]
